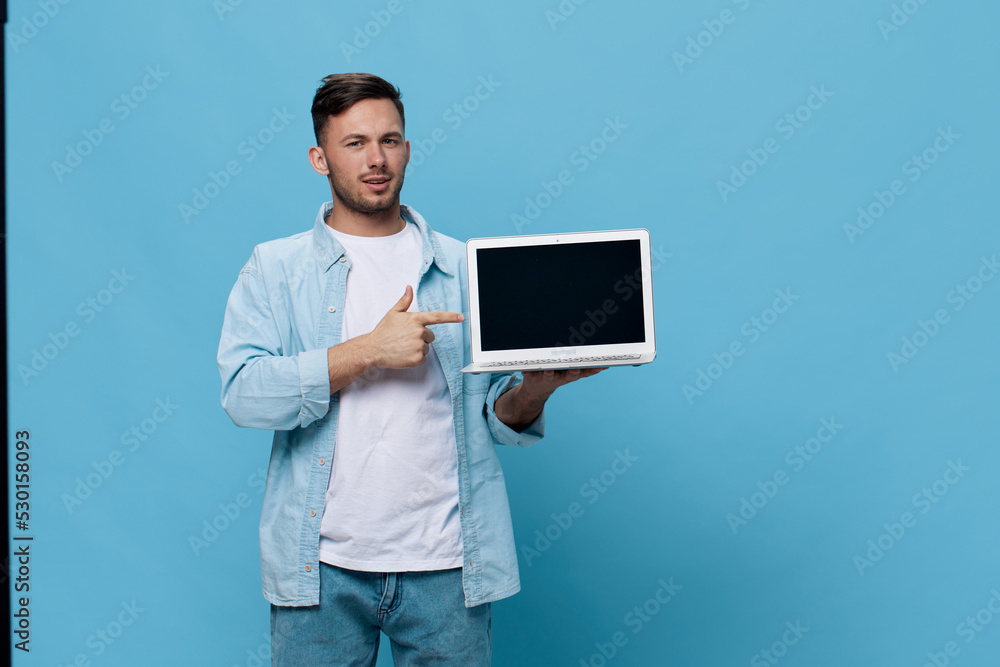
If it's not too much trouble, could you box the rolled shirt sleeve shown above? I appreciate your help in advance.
[484,373,545,447]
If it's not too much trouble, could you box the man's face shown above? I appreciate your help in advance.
[317,98,409,215]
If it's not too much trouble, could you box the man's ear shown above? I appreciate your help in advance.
[404,139,410,169]
[308,145,329,175]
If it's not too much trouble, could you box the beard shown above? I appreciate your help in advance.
[328,167,405,215]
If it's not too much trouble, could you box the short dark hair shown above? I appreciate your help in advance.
[311,73,405,145]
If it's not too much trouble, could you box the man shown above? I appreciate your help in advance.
[218,73,602,665]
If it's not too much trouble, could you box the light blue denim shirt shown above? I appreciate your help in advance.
[218,202,544,608]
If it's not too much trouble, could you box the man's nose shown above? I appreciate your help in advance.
[366,144,386,169]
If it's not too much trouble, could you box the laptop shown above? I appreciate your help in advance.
[461,228,656,374]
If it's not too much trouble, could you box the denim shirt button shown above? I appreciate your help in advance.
[304,565,311,572]
[328,306,336,313]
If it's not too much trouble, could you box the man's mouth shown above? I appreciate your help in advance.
[362,174,391,192]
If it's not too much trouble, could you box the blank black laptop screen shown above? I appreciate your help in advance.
[475,240,645,351]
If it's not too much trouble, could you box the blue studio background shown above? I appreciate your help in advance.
[6,1,1000,665]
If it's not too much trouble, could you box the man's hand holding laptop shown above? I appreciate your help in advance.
[493,366,607,432]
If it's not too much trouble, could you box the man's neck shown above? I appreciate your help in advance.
[325,203,405,237]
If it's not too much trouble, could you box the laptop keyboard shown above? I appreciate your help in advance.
[481,354,641,368]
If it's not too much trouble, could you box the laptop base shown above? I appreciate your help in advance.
[461,352,654,374]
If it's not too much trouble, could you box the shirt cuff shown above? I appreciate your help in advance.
[298,347,331,424]
[485,373,545,447]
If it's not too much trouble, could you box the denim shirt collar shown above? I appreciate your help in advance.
[311,201,455,276]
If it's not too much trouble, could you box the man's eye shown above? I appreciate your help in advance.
[383,139,398,145]
[347,141,361,147]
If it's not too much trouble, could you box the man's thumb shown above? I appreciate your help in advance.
[392,285,413,312]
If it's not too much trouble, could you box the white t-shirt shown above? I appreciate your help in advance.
[318,220,463,571]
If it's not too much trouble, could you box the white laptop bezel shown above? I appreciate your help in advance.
[465,228,655,365]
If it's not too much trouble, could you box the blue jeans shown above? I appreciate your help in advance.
[270,563,491,666]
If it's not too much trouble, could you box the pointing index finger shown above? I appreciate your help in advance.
[415,310,465,325]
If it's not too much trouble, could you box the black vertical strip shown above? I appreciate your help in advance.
[2,1,11,664]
